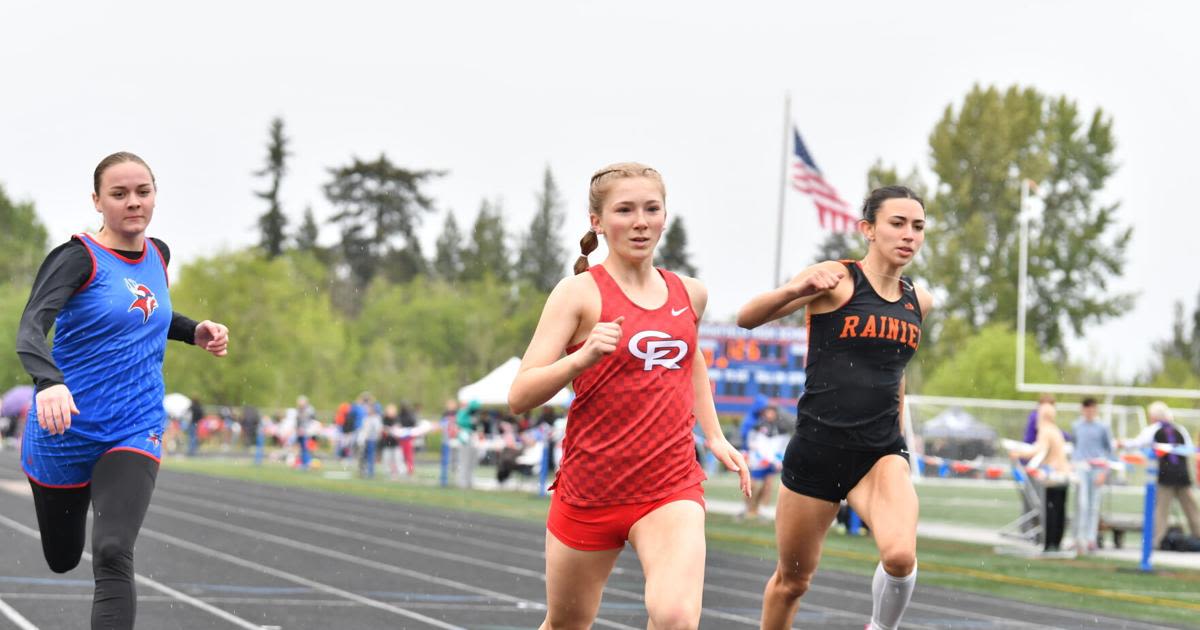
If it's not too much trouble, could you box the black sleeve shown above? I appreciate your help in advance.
[15,240,92,392]
[169,313,199,344]
[152,238,199,345]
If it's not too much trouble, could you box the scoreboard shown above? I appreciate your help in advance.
[699,323,807,414]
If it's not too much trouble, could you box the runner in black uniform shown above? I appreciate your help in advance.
[15,152,229,630]
[738,186,933,630]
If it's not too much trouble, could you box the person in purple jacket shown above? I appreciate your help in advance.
[1024,393,1058,444]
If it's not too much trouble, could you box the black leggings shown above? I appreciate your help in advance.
[28,450,159,630]
[1043,485,1068,551]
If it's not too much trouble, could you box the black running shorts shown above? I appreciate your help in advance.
[780,435,909,503]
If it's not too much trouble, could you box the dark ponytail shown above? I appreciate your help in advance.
[862,185,923,223]
[574,229,599,275]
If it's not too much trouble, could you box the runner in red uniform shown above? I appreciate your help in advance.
[510,162,750,630]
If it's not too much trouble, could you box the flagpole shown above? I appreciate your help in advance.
[773,92,791,288]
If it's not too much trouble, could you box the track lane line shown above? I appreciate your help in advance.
[135,527,467,630]
[155,489,761,627]
[0,512,266,630]
[0,596,39,630]
[145,503,639,630]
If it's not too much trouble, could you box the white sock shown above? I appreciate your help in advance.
[869,560,917,630]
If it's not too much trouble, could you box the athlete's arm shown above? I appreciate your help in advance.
[682,276,751,496]
[509,275,611,415]
[915,284,935,320]
[16,241,91,392]
[16,241,92,435]
[899,285,933,437]
[736,260,848,329]
[193,321,229,357]
[149,238,202,344]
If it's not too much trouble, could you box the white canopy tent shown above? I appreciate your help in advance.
[163,392,192,419]
[457,357,573,407]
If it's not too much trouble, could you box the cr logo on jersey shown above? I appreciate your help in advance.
[628,330,688,371]
[124,278,158,324]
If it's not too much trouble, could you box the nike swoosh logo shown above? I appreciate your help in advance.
[671,307,689,316]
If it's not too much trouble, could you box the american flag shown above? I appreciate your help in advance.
[791,127,856,231]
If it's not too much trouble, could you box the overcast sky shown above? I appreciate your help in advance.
[2,0,1197,383]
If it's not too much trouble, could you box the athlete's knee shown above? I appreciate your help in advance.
[45,552,83,574]
[769,566,814,600]
[542,605,598,630]
[540,615,591,630]
[92,535,134,577]
[880,548,916,577]
[646,601,700,630]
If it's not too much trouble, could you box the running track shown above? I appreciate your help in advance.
[0,451,1188,629]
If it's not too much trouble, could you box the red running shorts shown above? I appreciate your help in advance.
[547,483,706,551]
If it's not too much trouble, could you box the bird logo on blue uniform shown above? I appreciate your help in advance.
[124,278,158,323]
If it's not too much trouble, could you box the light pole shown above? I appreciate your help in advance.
[1015,178,1036,390]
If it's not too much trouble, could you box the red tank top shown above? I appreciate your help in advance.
[554,265,707,507]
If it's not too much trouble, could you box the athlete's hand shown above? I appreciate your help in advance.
[35,384,79,436]
[787,267,845,300]
[576,316,624,369]
[708,436,752,497]
[195,320,229,357]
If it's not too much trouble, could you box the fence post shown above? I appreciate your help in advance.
[1140,450,1157,573]
[539,428,552,498]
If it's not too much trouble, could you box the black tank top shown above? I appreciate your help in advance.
[795,261,923,450]
[1154,423,1192,487]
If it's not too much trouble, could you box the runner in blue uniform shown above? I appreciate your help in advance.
[15,152,229,629]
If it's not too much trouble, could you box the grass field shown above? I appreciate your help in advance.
[703,473,1149,530]
[164,456,1200,627]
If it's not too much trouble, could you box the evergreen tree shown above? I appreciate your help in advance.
[655,217,698,276]
[516,166,568,291]
[324,153,442,287]
[461,199,511,283]
[381,240,428,284]
[433,211,465,282]
[255,117,290,259]
[294,205,320,252]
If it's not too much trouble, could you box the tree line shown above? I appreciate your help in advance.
[2,84,1198,411]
